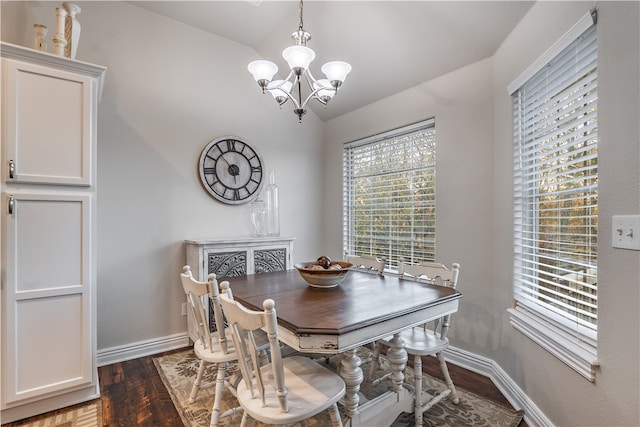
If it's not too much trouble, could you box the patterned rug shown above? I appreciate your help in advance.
[4,400,101,427]
[154,348,523,427]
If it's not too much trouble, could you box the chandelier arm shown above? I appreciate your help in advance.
[284,91,300,108]
[300,73,328,109]
[302,90,327,109]
[304,69,337,97]
[305,68,319,86]
[295,75,304,109]
[268,71,301,109]
[276,88,301,109]
[274,70,296,87]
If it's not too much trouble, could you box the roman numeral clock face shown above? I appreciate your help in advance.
[199,137,264,205]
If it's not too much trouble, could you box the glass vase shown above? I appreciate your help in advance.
[265,171,280,237]
[249,199,266,237]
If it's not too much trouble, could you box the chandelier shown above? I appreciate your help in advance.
[247,0,352,123]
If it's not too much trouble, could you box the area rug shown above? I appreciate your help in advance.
[4,400,101,427]
[153,349,524,427]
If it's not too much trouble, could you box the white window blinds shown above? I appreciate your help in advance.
[343,119,436,271]
[510,17,598,380]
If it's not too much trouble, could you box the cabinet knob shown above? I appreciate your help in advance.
[8,160,15,179]
[8,195,14,215]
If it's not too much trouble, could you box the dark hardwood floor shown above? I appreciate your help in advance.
[3,347,527,426]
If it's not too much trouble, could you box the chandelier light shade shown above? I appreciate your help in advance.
[282,45,315,72]
[247,0,351,122]
[247,60,278,89]
[321,61,352,88]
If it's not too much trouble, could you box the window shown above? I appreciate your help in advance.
[343,119,436,271]
[508,13,598,380]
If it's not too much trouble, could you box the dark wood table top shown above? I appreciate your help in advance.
[226,269,462,337]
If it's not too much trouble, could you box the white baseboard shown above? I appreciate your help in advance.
[96,334,551,426]
[445,346,553,427]
[97,332,189,367]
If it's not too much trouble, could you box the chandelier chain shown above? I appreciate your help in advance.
[298,0,304,31]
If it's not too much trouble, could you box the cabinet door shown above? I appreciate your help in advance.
[207,250,247,277]
[2,59,94,186]
[1,191,94,405]
[254,248,288,273]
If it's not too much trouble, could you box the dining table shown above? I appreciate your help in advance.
[226,268,463,427]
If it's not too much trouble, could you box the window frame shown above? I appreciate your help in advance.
[342,118,436,272]
[508,11,599,381]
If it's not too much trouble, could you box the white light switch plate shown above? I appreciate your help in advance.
[612,215,640,250]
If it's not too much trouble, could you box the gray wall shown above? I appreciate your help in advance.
[2,1,639,426]
[324,1,639,426]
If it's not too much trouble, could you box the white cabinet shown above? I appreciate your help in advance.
[184,237,294,340]
[1,42,105,423]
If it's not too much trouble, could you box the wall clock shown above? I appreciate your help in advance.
[199,136,264,205]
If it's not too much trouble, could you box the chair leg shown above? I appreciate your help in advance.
[367,343,381,381]
[210,362,227,427]
[436,352,459,404]
[334,353,343,375]
[327,402,343,427]
[240,412,250,427]
[189,359,206,403]
[259,348,269,366]
[414,355,424,427]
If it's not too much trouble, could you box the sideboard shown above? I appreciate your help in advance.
[184,236,295,340]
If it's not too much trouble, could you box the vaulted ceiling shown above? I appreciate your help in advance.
[129,1,534,121]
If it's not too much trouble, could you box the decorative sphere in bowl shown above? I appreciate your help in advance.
[294,261,353,288]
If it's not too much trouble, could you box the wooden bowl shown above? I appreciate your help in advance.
[294,261,353,288]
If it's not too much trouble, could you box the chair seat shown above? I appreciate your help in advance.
[192,328,238,363]
[379,327,449,356]
[236,356,346,425]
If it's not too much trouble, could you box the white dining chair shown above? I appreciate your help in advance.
[344,252,386,275]
[219,281,346,427]
[368,259,461,426]
[180,266,242,427]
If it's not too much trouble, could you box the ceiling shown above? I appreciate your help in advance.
[129,1,534,122]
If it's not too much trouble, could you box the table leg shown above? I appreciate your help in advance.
[340,348,363,421]
[340,339,413,427]
[386,333,407,392]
